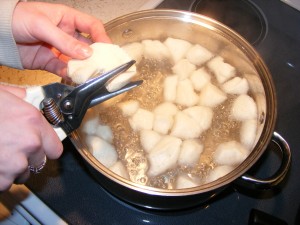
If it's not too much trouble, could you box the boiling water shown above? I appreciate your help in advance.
[96,57,246,189]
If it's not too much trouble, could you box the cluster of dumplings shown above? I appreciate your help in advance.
[81,37,262,189]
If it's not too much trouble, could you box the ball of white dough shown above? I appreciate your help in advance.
[222,77,249,94]
[109,161,130,179]
[172,59,196,80]
[176,175,199,189]
[206,165,234,183]
[164,37,192,63]
[186,44,214,66]
[153,102,179,116]
[95,124,114,143]
[207,56,236,84]
[86,136,118,168]
[147,135,182,177]
[178,139,203,166]
[129,108,154,131]
[175,79,199,107]
[163,75,178,102]
[213,141,249,166]
[118,100,140,117]
[231,94,257,121]
[189,68,211,91]
[198,83,227,107]
[170,112,202,139]
[122,42,144,64]
[140,130,162,153]
[68,42,136,92]
[240,119,257,150]
[142,39,171,60]
[183,106,213,132]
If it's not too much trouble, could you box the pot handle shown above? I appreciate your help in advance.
[236,132,291,190]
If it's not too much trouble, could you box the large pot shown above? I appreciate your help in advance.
[69,10,291,210]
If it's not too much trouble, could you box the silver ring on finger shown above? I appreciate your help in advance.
[28,156,47,174]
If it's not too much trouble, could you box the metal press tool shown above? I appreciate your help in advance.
[24,60,141,140]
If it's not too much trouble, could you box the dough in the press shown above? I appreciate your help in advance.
[67,42,136,92]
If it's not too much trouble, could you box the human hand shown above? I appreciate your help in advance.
[0,85,63,191]
[12,1,111,78]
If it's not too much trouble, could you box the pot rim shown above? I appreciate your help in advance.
[71,9,277,197]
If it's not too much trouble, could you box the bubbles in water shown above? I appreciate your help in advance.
[125,152,148,185]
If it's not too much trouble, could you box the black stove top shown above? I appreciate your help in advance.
[26,0,300,224]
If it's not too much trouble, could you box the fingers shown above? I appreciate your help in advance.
[39,115,64,159]
[20,107,63,161]
[14,169,30,185]
[32,20,93,59]
[30,5,111,60]
[71,11,112,43]
[13,2,112,75]
[43,56,69,78]
[0,89,63,191]
[0,154,29,191]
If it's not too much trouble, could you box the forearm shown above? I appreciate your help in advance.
[0,0,23,69]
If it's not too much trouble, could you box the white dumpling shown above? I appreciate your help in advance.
[109,161,129,179]
[68,43,136,92]
[205,165,233,183]
[176,79,199,107]
[129,108,154,131]
[186,44,214,66]
[163,75,178,102]
[170,111,202,139]
[140,130,162,153]
[86,136,118,168]
[240,119,257,150]
[122,42,144,64]
[95,124,113,143]
[147,135,182,176]
[164,37,192,63]
[142,39,171,60]
[183,106,213,132]
[118,100,140,117]
[231,94,257,121]
[198,83,227,107]
[153,114,174,135]
[244,73,264,94]
[176,175,199,189]
[153,102,178,116]
[178,139,203,166]
[189,68,211,91]
[218,45,257,75]
[106,68,137,93]
[172,59,196,80]
[152,103,178,135]
[222,77,249,94]
[81,110,100,135]
[207,56,236,84]
[213,141,249,166]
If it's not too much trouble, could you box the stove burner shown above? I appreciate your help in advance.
[190,0,268,45]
